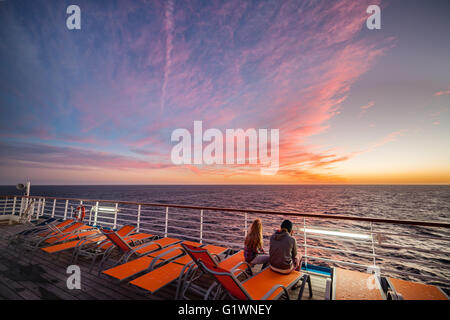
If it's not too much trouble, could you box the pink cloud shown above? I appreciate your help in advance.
[361,101,375,110]
[434,87,450,96]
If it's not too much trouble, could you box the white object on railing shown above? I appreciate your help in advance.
[165,207,169,238]
[137,205,141,232]
[41,198,46,218]
[63,200,69,220]
[12,197,16,215]
[51,199,56,218]
[94,202,99,225]
[78,200,83,220]
[299,228,371,239]
[113,203,118,229]
[200,209,203,244]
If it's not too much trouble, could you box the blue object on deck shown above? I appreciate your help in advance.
[301,262,332,276]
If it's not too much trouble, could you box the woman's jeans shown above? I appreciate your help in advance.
[250,254,270,266]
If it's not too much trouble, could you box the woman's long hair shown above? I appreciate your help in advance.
[245,219,263,250]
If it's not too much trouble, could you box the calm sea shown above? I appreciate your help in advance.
[1,184,449,289]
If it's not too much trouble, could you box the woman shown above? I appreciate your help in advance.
[244,219,270,267]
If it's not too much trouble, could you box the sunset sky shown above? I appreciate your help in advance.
[0,0,449,185]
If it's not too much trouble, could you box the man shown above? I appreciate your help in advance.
[269,219,300,274]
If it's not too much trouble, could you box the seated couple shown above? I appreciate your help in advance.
[244,219,301,274]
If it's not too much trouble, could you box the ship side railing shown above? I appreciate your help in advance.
[0,194,449,289]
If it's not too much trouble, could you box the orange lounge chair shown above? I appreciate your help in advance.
[23,221,91,252]
[27,221,96,262]
[176,244,252,298]
[5,217,58,241]
[34,219,76,237]
[128,244,230,299]
[386,277,448,300]
[197,261,311,300]
[40,224,139,254]
[12,219,76,247]
[72,225,141,259]
[42,223,94,245]
[329,267,386,300]
[41,229,103,254]
[6,217,64,247]
[98,230,181,270]
[102,240,206,282]
[70,226,155,272]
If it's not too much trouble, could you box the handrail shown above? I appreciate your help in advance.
[1,194,449,228]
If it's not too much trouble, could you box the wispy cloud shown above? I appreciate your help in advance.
[434,87,450,96]
[160,0,175,113]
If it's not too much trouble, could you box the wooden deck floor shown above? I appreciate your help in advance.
[0,222,328,300]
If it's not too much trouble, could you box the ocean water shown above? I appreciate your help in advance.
[1,184,449,289]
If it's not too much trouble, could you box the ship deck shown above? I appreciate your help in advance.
[0,222,328,300]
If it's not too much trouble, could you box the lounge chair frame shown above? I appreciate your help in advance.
[198,261,312,300]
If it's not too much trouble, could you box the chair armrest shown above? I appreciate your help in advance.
[134,240,162,251]
[261,284,290,300]
[230,261,252,273]
[148,246,184,271]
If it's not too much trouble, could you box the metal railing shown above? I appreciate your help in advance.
[0,194,449,289]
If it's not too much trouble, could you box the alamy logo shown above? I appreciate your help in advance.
[171,121,279,175]
[66,5,81,30]
[66,265,81,289]
[366,5,381,30]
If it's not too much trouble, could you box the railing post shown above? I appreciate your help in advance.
[200,209,204,244]
[303,218,308,267]
[41,198,46,217]
[244,212,248,237]
[32,199,37,220]
[137,205,141,233]
[12,197,16,215]
[370,222,376,267]
[63,200,69,220]
[35,198,41,219]
[24,196,29,216]
[51,199,56,218]
[164,207,169,238]
[19,197,24,216]
[94,202,99,226]
[113,203,118,229]
[79,200,83,219]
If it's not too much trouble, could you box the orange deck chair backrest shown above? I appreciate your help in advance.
[102,230,133,253]
[63,221,85,231]
[181,244,220,269]
[199,261,251,300]
[116,225,136,237]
